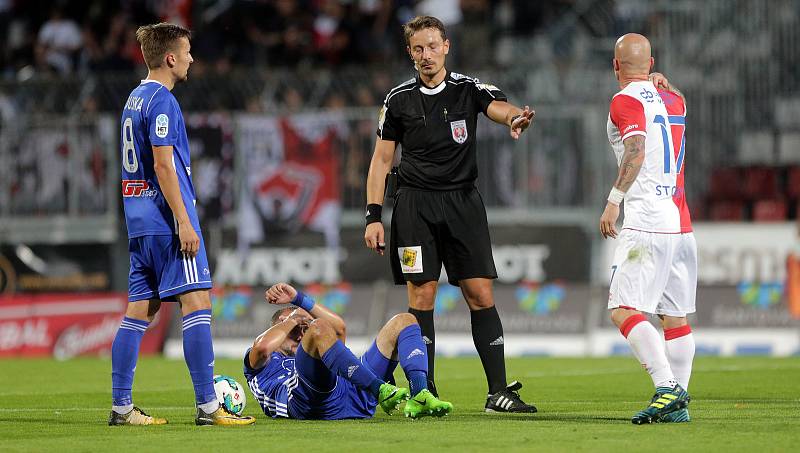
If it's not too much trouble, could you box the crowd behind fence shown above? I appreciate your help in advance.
[1,0,799,245]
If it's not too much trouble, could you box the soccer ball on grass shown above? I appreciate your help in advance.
[213,374,246,415]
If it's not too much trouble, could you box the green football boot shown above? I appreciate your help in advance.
[378,383,410,415]
[659,408,691,423]
[631,384,690,425]
[404,389,453,419]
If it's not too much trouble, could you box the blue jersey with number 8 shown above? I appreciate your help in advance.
[120,80,200,238]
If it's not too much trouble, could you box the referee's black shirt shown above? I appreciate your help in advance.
[377,71,508,191]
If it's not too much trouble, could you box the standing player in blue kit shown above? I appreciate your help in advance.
[109,22,254,426]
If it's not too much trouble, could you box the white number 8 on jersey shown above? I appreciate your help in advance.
[122,117,138,173]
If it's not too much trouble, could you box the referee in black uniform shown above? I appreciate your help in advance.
[364,16,537,413]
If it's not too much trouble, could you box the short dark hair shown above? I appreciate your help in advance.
[135,22,191,69]
[403,16,447,46]
[270,307,294,326]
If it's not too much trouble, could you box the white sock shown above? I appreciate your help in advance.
[199,400,220,414]
[112,404,134,415]
[665,326,695,390]
[622,315,677,389]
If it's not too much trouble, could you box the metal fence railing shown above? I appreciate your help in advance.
[0,115,118,244]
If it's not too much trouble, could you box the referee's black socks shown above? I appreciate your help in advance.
[470,306,508,395]
[408,307,436,386]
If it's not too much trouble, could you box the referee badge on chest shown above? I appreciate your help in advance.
[399,246,423,273]
[450,119,468,144]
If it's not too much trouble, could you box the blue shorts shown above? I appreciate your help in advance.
[288,342,397,420]
[127,234,212,302]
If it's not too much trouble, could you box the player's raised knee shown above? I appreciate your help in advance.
[306,318,336,339]
[389,312,418,329]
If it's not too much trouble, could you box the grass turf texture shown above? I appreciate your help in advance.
[1,356,798,452]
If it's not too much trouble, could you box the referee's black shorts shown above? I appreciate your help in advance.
[389,187,497,286]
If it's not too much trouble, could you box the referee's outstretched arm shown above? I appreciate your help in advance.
[364,138,397,255]
[486,101,535,140]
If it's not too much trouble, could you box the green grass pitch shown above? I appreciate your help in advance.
[1,356,798,452]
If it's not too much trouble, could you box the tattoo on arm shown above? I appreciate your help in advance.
[614,135,646,192]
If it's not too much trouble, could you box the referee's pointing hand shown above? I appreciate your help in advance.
[510,105,535,140]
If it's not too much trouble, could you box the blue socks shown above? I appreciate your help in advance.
[322,340,384,397]
[111,317,149,411]
[182,309,217,408]
[397,324,429,396]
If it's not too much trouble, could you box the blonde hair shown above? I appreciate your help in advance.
[135,22,191,69]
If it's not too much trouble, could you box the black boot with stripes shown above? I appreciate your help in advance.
[484,381,538,413]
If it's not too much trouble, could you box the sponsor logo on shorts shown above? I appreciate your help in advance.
[122,180,157,198]
[347,365,359,378]
[399,246,423,273]
[450,119,468,144]
[402,249,416,267]
[623,124,639,133]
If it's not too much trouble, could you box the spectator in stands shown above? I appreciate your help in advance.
[35,6,82,74]
[312,0,358,65]
[282,86,306,114]
[460,0,493,67]
[245,0,313,68]
[354,0,395,64]
[83,12,140,72]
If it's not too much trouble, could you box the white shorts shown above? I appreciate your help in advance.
[608,229,697,317]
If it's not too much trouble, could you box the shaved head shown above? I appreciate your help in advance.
[613,33,654,85]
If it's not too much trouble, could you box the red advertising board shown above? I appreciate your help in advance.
[0,293,171,359]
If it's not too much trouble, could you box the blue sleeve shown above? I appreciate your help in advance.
[146,92,180,147]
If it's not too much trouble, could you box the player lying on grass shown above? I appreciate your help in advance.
[243,283,453,420]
